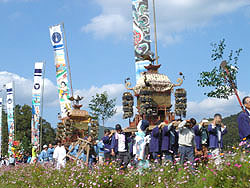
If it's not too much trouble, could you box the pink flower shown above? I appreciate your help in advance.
[234,164,242,168]
[202,178,206,181]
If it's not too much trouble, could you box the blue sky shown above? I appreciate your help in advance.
[0,0,250,128]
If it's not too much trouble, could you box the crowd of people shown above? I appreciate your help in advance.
[2,96,250,172]
[62,113,229,171]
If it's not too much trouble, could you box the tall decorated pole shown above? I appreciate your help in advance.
[49,24,72,118]
[6,82,15,155]
[31,62,44,147]
[0,98,2,157]
[132,0,152,81]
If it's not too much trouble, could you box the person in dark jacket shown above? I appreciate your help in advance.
[149,121,162,160]
[111,124,131,170]
[102,129,112,162]
[161,121,179,162]
[87,135,98,169]
[193,119,209,162]
[208,114,227,165]
[238,96,250,141]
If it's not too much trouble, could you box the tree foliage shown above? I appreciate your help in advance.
[197,39,242,99]
[89,92,117,126]
[1,104,56,156]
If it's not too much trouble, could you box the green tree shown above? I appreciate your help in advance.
[1,104,56,155]
[197,39,242,99]
[89,92,117,127]
[1,110,8,157]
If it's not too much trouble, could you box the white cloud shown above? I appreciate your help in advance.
[75,83,125,106]
[83,0,250,44]
[0,71,247,128]
[187,91,248,120]
[82,14,130,40]
[0,71,57,106]
[75,83,128,127]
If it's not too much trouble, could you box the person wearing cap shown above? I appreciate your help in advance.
[208,114,227,165]
[39,145,49,163]
[193,119,209,162]
[238,96,250,141]
[111,124,131,170]
[31,145,38,164]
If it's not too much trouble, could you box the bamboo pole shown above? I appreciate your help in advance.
[61,22,74,98]
[220,61,245,112]
[39,62,46,152]
[152,0,159,64]
[13,81,16,141]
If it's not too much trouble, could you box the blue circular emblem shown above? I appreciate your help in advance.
[52,32,61,43]
[34,83,40,90]
[8,98,12,104]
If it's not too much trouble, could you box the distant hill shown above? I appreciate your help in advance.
[222,112,241,147]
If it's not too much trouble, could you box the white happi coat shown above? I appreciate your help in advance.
[135,120,150,160]
[53,145,66,169]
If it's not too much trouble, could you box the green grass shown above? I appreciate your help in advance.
[1,146,250,188]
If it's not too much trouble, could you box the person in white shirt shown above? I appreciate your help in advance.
[53,141,66,169]
[178,119,195,165]
[111,124,131,170]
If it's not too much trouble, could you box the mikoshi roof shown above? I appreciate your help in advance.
[134,72,174,94]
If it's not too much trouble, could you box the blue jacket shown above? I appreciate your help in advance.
[69,144,79,157]
[193,125,202,150]
[111,132,131,153]
[149,126,161,153]
[47,148,54,160]
[161,125,171,151]
[102,136,111,154]
[237,110,250,140]
[97,141,105,157]
[39,150,49,162]
[208,124,227,149]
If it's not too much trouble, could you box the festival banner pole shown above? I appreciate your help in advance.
[152,0,159,65]
[0,98,2,157]
[6,82,15,156]
[49,24,72,119]
[31,62,44,151]
[39,62,45,152]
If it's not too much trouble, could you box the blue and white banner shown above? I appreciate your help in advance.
[6,82,15,155]
[49,24,71,118]
[0,98,2,157]
[31,62,44,146]
[49,24,64,50]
